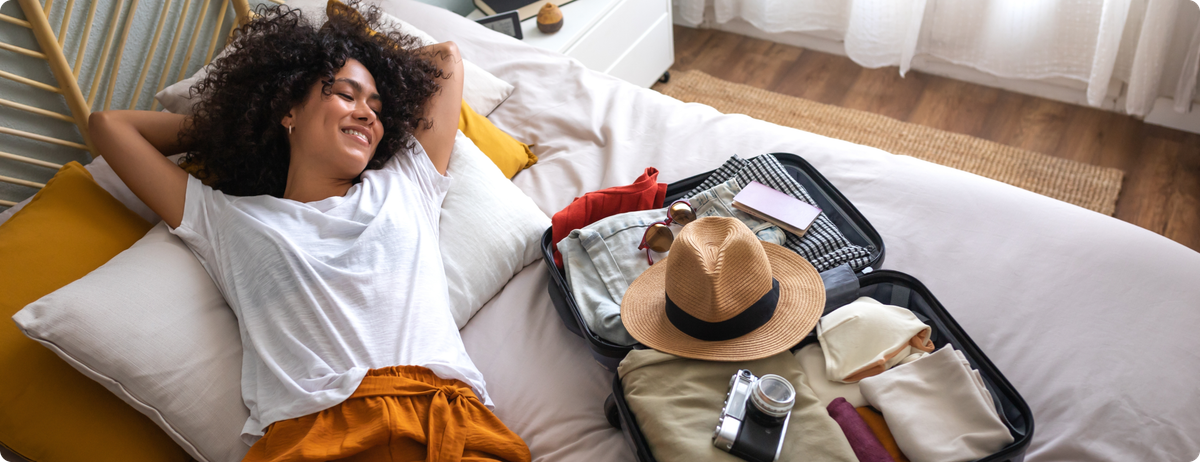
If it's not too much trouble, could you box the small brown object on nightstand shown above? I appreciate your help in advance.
[537,2,563,33]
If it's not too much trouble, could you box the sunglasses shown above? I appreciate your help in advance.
[638,200,698,265]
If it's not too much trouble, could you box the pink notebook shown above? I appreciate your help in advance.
[731,181,822,236]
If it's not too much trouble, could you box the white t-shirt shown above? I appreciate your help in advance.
[169,142,490,445]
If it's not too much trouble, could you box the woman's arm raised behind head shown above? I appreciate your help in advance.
[413,41,463,176]
[89,110,190,228]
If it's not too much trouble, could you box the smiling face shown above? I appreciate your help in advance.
[281,58,384,181]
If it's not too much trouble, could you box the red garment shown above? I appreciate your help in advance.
[551,167,668,267]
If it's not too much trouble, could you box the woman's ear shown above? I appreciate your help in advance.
[281,112,295,132]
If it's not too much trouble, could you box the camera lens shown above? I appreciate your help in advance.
[750,374,795,419]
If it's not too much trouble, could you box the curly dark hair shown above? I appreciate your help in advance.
[179,1,444,197]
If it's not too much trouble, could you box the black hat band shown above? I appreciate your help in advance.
[664,278,780,342]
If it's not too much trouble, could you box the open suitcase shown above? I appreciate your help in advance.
[540,153,1033,461]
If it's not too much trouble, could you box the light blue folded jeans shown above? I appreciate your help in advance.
[558,179,785,345]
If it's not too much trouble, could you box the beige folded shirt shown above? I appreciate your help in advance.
[817,297,934,383]
[859,345,1013,462]
[618,349,858,462]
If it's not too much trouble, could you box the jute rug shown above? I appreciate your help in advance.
[653,70,1124,215]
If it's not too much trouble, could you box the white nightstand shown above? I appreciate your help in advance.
[467,0,674,88]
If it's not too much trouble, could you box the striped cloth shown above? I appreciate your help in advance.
[682,154,873,272]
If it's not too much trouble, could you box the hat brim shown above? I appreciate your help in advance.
[621,242,825,361]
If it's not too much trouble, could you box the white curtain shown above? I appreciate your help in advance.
[1177,14,1200,112]
[676,0,1200,117]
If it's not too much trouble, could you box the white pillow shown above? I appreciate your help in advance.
[154,6,513,117]
[12,132,547,462]
[13,223,248,462]
[441,131,549,326]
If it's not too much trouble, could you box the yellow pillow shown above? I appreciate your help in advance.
[0,162,185,462]
[326,0,537,178]
[459,100,537,178]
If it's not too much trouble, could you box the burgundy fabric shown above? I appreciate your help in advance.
[551,167,668,267]
[827,397,895,462]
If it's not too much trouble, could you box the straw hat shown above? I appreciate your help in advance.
[621,216,825,361]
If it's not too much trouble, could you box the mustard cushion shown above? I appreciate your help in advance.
[459,100,537,178]
[0,162,185,462]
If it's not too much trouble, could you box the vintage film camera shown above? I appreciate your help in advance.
[712,369,797,462]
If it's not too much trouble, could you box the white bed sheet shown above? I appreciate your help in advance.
[376,2,1200,461]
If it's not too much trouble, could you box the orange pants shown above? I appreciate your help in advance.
[243,366,531,462]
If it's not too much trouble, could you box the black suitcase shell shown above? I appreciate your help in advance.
[606,270,1034,462]
[540,153,885,371]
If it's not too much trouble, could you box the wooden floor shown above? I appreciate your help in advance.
[670,26,1200,253]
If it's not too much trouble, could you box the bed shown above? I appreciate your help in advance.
[3,0,1200,461]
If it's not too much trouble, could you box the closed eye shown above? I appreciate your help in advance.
[338,93,380,114]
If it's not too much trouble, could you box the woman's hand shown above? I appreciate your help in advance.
[413,41,464,176]
[89,110,190,228]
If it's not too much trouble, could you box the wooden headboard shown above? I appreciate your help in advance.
[0,0,284,208]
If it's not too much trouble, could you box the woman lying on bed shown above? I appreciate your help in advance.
[87,3,530,461]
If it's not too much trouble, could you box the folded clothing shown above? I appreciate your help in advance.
[618,348,858,462]
[856,407,909,462]
[551,167,667,267]
[827,397,894,462]
[679,154,873,272]
[557,208,667,345]
[817,297,934,383]
[795,343,866,407]
[557,179,788,345]
[858,346,1014,462]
